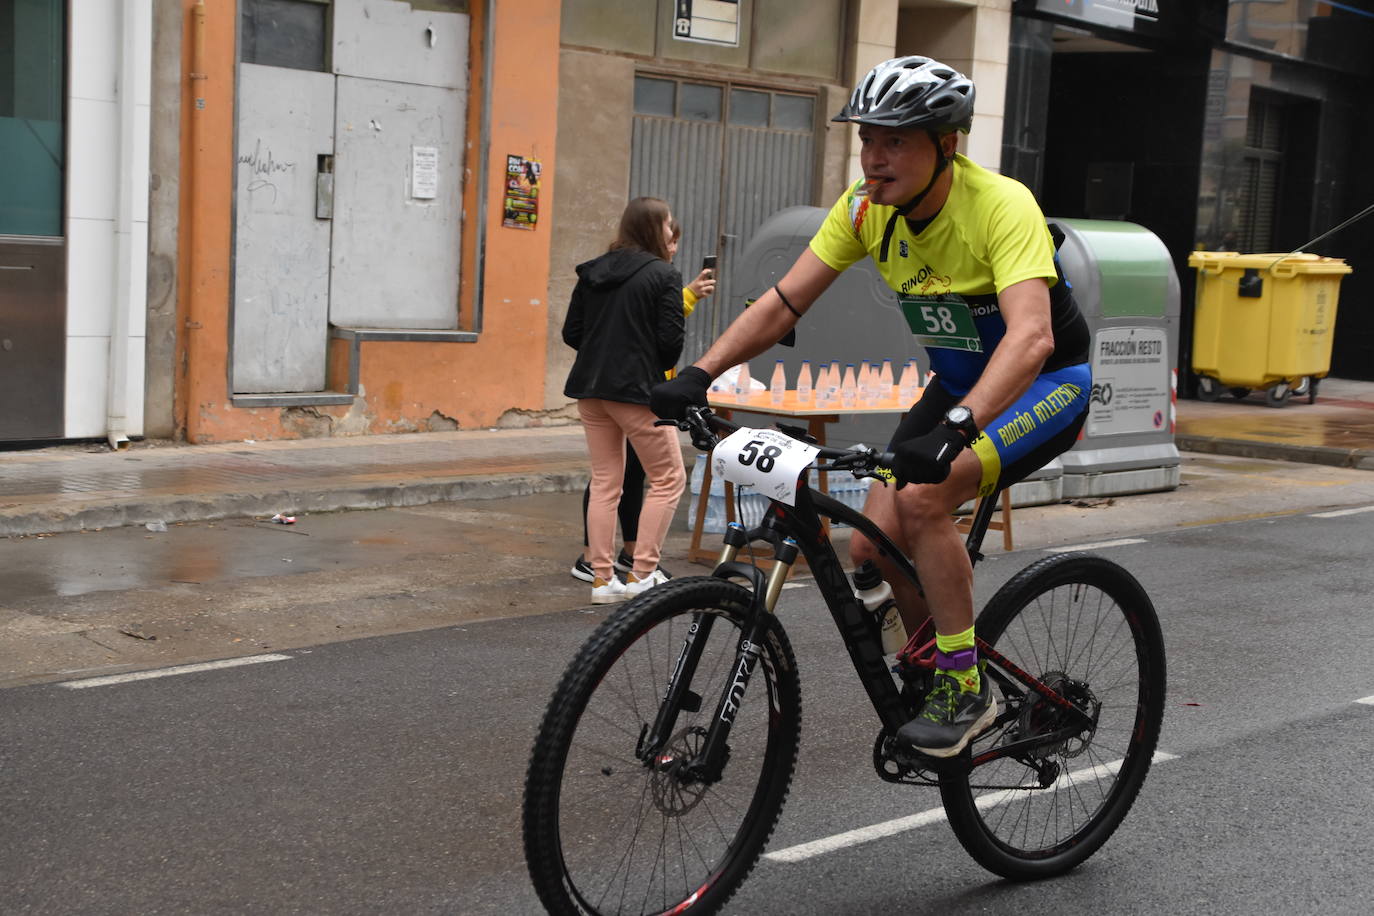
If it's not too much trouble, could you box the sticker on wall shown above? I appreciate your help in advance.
[412,146,439,200]
[503,155,541,230]
[673,0,740,47]
[1087,326,1170,438]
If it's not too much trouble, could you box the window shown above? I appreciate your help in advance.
[240,0,329,72]
[633,77,675,116]
[0,0,66,236]
[1237,94,1286,252]
[635,77,813,132]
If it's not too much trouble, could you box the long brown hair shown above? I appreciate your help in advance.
[609,197,672,262]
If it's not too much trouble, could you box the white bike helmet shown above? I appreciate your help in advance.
[833,56,975,133]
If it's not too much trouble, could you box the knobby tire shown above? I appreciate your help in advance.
[939,553,1166,880]
[523,577,802,915]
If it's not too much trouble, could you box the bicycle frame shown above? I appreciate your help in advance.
[642,463,1095,783]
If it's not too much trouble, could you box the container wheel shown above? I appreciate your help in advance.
[1196,376,1221,402]
[1265,382,1292,408]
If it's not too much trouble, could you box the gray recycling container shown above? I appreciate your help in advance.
[1050,218,1181,498]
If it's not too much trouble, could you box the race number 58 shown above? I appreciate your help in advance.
[737,439,783,473]
[920,304,959,334]
[713,426,821,507]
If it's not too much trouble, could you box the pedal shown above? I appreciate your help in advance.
[872,730,963,783]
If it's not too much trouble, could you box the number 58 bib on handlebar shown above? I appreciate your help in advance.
[712,426,819,506]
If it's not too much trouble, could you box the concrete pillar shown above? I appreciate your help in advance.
[844,0,899,186]
[896,0,1011,172]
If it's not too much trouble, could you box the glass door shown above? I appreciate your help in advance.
[0,0,67,440]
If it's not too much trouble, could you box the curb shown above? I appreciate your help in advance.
[1176,434,1374,470]
[0,470,593,537]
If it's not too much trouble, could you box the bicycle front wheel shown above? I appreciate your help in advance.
[523,577,802,915]
[940,553,1166,880]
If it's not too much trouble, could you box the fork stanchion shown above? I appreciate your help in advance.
[762,538,799,613]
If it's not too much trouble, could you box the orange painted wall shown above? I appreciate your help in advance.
[177,0,561,443]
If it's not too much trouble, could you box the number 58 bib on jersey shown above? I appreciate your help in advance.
[898,293,984,352]
[712,427,821,506]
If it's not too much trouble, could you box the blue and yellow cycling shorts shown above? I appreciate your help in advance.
[886,363,1091,498]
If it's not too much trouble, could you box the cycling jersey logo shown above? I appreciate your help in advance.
[899,264,951,295]
[849,189,871,235]
[898,240,909,258]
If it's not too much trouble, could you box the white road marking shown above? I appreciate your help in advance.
[763,750,1178,864]
[58,654,293,689]
[781,582,811,590]
[1312,505,1374,518]
[1044,538,1146,554]
[1355,695,1374,706]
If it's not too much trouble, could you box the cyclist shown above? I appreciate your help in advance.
[650,56,1091,758]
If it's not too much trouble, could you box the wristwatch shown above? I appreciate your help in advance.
[942,405,979,444]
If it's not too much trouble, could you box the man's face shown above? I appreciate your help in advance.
[858,125,947,207]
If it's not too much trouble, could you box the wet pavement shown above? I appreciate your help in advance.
[1175,377,1374,468]
[7,384,1374,687]
[0,378,1372,540]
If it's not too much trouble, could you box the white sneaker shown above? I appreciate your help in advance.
[624,569,669,597]
[591,575,628,605]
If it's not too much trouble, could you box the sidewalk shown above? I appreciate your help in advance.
[3,377,1374,538]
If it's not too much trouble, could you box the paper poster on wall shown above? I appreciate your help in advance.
[503,155,541,230]
[673,0,740,47]
[1087,326,1171,438]
[412,146,438,199]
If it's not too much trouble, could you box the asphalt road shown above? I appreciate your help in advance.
[4,505,1374,914]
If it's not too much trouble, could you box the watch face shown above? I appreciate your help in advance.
[946,406,973,427]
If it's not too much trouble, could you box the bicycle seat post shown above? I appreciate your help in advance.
[962,489,1002,565]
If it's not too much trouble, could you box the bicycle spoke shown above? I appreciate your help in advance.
[528,580,801,915]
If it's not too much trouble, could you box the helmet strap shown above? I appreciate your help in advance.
[878,131,953,263]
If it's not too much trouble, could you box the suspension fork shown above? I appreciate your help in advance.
[641,525,799,783]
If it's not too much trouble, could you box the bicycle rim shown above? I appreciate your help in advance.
[523,578,801,915]
[941,553,1166,879]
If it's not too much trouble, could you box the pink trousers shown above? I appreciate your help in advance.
[577,399,686,581]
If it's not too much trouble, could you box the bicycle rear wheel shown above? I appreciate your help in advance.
[940,553,1166,880]
[523,577,802,915]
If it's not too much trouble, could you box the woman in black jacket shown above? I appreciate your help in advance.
[563,197,687,604]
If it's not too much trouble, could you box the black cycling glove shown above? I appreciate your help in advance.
[891,425,967,489]
[650,366,711,421]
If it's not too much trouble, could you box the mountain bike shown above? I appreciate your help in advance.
[523,406,1166,915]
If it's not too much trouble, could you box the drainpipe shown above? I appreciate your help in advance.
[106,0,145,450]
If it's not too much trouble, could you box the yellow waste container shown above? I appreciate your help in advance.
[1188,251,1352,407]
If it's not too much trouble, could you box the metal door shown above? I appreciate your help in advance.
[232,0,469,393]
[630,77,816,367]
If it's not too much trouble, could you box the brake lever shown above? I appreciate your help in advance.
[655,407,720,452]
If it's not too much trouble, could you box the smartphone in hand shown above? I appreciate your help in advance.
[702,255,717,278]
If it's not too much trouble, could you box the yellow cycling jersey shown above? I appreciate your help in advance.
[809,154,1058,298]
[808,154,1078,394]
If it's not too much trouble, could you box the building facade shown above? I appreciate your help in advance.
[2,0,1369,447]
[1001,0,1374,383]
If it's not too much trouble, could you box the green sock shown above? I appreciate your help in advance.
[935,626,980,694]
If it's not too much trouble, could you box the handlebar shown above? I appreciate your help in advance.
[655,406,895,480]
